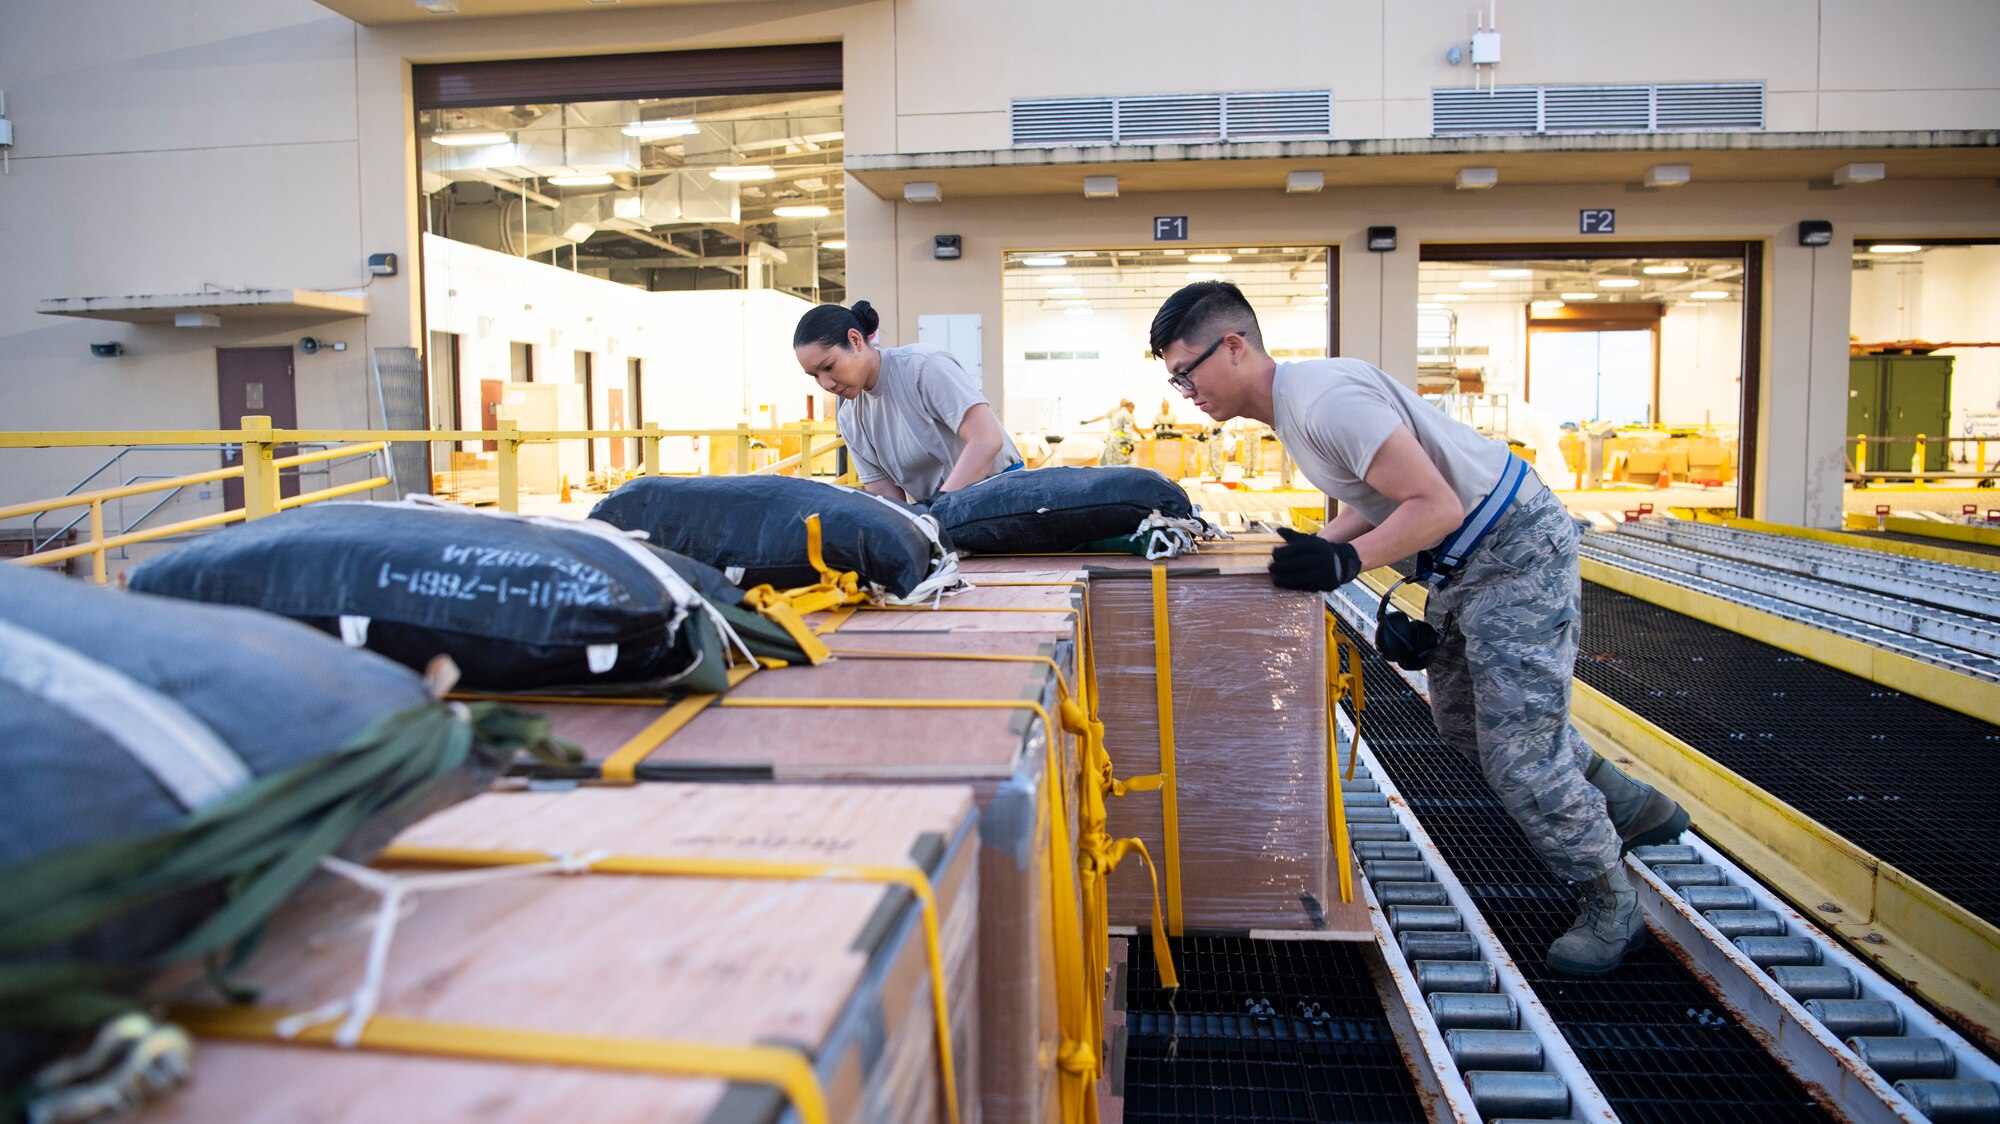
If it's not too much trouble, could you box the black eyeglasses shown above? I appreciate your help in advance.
[1167,331,1239,394]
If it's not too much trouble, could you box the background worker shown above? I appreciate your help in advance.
[1152,398,1180,437]
[794,301,1021,502]
[1149,281,1689,976]
[1083,398,1140,466]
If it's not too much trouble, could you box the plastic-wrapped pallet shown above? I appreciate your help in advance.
[1083,545,1361,934]
[137,784,980,1124]
[508,632,1086,1124]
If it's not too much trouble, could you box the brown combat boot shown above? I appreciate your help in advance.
[1546,866,1647,976]
[1587,756,1690,851]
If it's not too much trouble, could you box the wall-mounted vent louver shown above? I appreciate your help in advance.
[1432,82,1764,135]
[1011,90,1331,146]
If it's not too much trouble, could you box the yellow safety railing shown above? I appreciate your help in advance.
[0,417,849,582]
[1847,432,2000,483]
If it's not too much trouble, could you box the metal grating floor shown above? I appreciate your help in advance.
[1577,583,2000,926]
[1120,936,1427,1123]
[1336,618,1831,1123]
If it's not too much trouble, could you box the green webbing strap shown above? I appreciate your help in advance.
[0,701,576,1030]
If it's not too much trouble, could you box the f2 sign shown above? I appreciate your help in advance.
[1579,209,1617,235]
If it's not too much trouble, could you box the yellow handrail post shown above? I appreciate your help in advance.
[735,423,752,475]
[1980,438,1989,477]
[1855,433,1867,477]
[641,422,662,477]
[495,419,521,513]
[1915,434,1928,477]
[88,499,107,585]
[240,415,279,521]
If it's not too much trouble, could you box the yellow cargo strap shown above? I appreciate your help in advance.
[1110,565,1184,935]
[711,695,1103,1124]
[598,663,760,784]
[1323,616,1366,904]
[375,846,960,1124]
[169,1005,830,1124]
[738,514,871,665]
[826,648,1180,996]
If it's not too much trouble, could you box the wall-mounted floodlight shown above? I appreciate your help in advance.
[904,181,943,204]
[1366,226,1398,252]
[1455,166,1498,190]
[1799,220,1834,246]
[1286,171,1324,194]
[933,235,963,260]
[1083,176,1119,199]
[1834,163,1885,186]
[1644,164,1691,188]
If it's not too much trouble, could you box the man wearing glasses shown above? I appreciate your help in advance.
[1149,281,1686,976]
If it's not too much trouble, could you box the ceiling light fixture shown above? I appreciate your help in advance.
[547,174,613,187]
[1460,280,1499,290]
[1644,163,1691,188]
[1834,162,1886,186]
[621,119,700,138]
[1531,299,1565,311]
[904,181,943,204]
[1868,243,1923,254]
[430,131,511,146]
[1690,290,1731,300]
[1286,170,1325,194]
[709,166,775,181]
[1488,268,1532,279]
[1083,175,1119,199]
[1643,263,1690,275]
[1187,253,1233,264]
[821,240,847,251]
[1598,278,1640,289]
[1560,292,1599,301]
[415,0,459,12]
[1455,166,1499,190]
[773,204,830,218]
[1024,256,1068,267]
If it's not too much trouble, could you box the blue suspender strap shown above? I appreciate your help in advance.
[1417,455,1530,586]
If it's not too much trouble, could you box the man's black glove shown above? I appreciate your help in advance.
[1269,526,1362,592]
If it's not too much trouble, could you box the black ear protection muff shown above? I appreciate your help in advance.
[1375,576,1441,671]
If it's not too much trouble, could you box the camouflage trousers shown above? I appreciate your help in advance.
[1422,485,1621,882]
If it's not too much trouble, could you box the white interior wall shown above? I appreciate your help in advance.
[422,235,813,472]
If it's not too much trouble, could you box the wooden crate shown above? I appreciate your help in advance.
[141,783,980,1124]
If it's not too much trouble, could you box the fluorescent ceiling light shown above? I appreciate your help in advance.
[547,174,613,187]
[1489,268,1532,279]
[1691,290,1731,300]
[1064,308,1095,316]
[1560,292,1598,300]
[1235,248,1260,255]
[773,205,831,218]
[622,120,700,138]
[1531,300,1565,311]
[1187,253,1233,264]
[1023,256,1068,267]
[1460,280,1498,290]
[1162,249,1186,256]
[1868,243,1922,254]
[1642,263,1690,275]
[1598,278,1640,289]
[709,166,775,181]
[1430,293,1468,302]
[416,0,459,12]
[1049,288,1086,297]
[430,131,511,146]
[821,240,847,250]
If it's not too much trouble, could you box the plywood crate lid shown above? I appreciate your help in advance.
[142,784,980,1124]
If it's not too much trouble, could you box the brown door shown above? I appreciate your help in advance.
[606,388,627,469]
[217,347,299,510]
[480,378,504,452]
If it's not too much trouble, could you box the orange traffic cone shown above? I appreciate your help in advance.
[559,474,572,503]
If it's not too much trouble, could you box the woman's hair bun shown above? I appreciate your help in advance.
[849,300,880,336]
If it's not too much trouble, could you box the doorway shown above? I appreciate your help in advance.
[216,347,300,510]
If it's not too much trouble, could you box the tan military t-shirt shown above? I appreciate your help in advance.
[1272,358,1541,527]
[837,343,1022,502]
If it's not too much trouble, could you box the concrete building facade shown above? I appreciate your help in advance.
[2,0,1996,528]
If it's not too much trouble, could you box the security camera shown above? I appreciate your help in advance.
[299,337,321,355]
[90,342,124,358]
